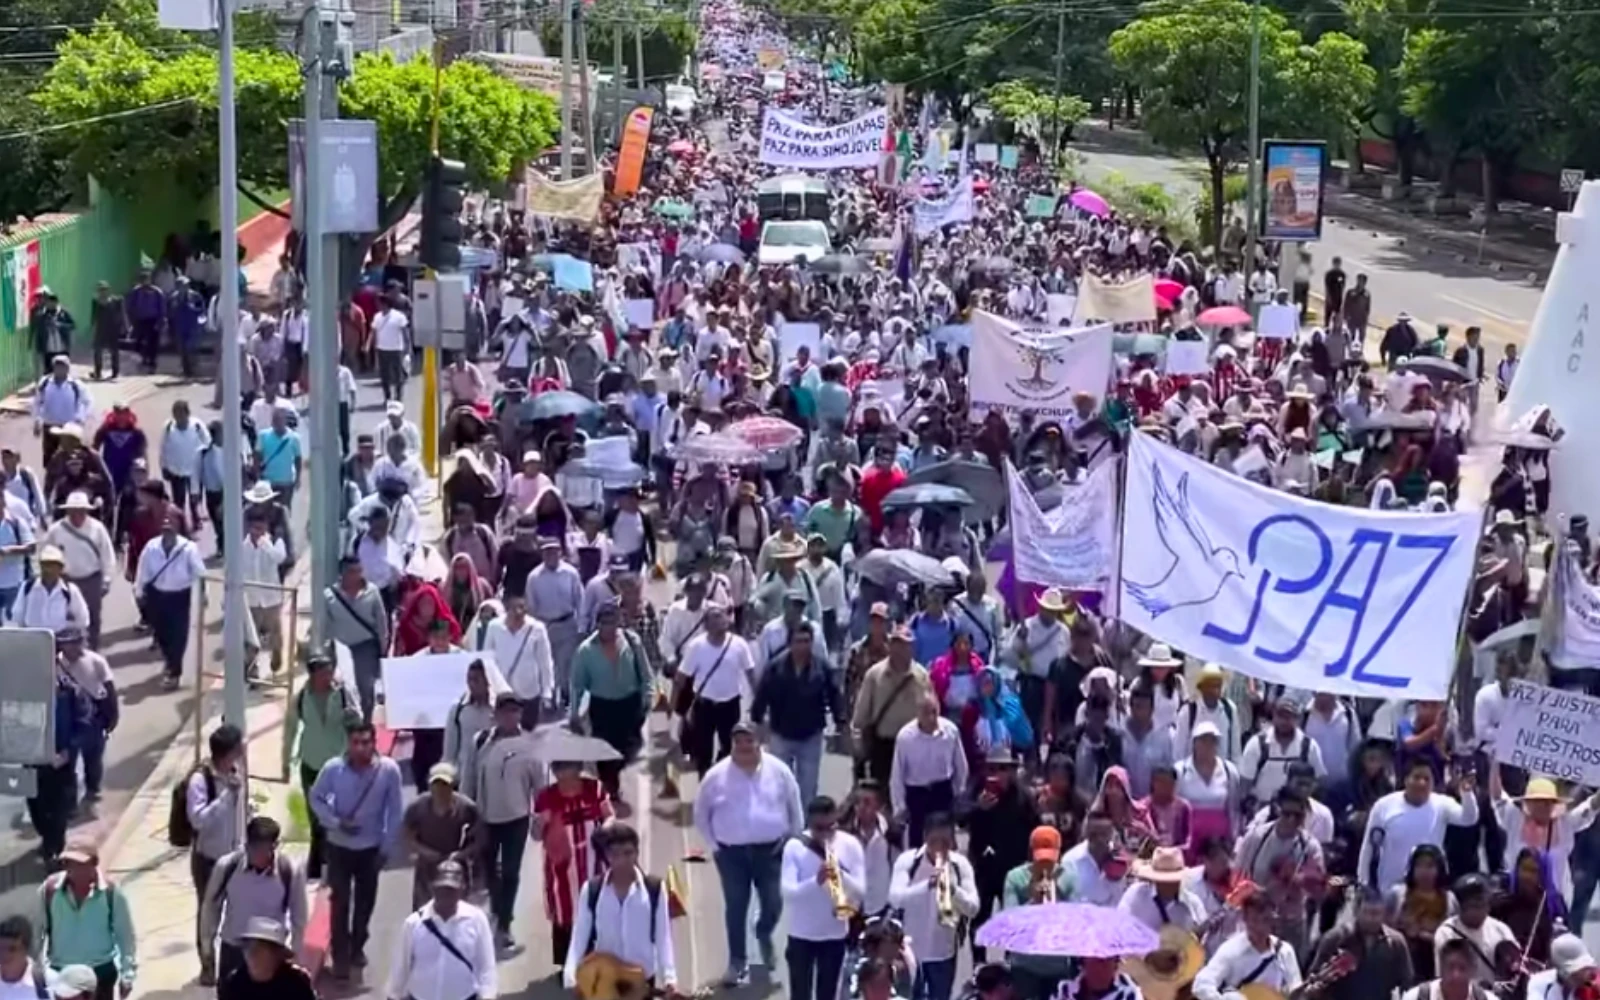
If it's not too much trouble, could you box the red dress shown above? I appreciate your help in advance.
[534,778,611,928]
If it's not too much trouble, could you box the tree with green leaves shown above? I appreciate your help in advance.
[1109,0,1374,246]
[985,79,1089,150]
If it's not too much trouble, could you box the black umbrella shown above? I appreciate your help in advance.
[1396,355,1470,384]
[907,459,1006,521]
[881,483,973,511]
[520,390,599,422]
[811,254,873,276]
[855,549,958,588]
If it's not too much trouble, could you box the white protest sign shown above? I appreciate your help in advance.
[1549,545,1600,671]
[975,143,999,164]
[760,106,889,170]
[1119,433,1482,700]
[585,435,635,470]
[967,310,1115,421]
[1233,445,1270,477]
[1045,293,1077,326]
[1007,458,1119,589]
[1257,303,1300,340]
[913,176,975,235]
[1165,340,1210,376]
[623,298,655,330]
[779,321,823,364]
[1495,680,1600,785]
[380,652,512,730]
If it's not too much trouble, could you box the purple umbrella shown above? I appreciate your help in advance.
[1068,189,1110,217]
[973,903,1159,957]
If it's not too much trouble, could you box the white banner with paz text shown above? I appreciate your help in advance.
[1007,458,1119,590]
[1118,432,1481,700]
[967,310,1115,422]
[1494,680,1600,785]
[760,107,889,170]
[914,177,975,235]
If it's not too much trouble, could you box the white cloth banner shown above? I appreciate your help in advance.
[380,652,512,730]
[760,106,889,170]
[1165,340,1210,376]
[1494,680,1600,785]
[1118,432,1481,700]
[1550,545,1600,670]
[1006,459,1119,590]
[966,310,1115,421]
[913,177,975,235]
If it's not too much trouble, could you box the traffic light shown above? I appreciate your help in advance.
[420,154,467,271]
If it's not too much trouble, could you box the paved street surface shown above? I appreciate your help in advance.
[1071,127,1545,354]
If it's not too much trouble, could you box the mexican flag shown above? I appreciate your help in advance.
[0,242,40,334]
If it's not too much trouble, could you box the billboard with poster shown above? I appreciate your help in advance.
[1260,140,1326,241]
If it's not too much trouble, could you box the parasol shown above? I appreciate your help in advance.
[673,431,763,466]
[1196,305,1251,327]
[525,726,624,763]
[561,458,649,488]
[698,242,745,264]
[974,902,1160,957]
[854,548,959,588]
[667,139,695,155]
[522,390,600,422]
[1068,189,1110,217]
[652,199,694,220]
[1396,355,1470,383]
[969,256,1014,275]
[810,254,873,276]
[907,459,1006,521]
[858,237,897,254]
[726,415,804,450]
[1154,278,1186,301]
[881,483,974,512]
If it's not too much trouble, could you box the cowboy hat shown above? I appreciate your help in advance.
[243,482,278,504]
[1286,382,1315,401]
[237,917,291,951]
[1138,643,1181,669]
[1492,509,1523,528]
[1036,588,1068,613]
[49,422,85,439]
[767,537,806,561]
[1123,924,1207,1000]
[1520,777,1563,804]
[60,492,95,512]
[1132,846,1190,884]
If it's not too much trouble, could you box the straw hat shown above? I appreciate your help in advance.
[1132,846,1190,884]
[1520,777,1563,805]
[60,492,95,512]
[1123,924,1207,1000]
[1036,588,1068,613]
[1138,643,1181,669]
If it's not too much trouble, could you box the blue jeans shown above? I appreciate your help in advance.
[712,841,784,966]
[79,727,105,796]
[914,957,957,1000]
[768,732,824,805]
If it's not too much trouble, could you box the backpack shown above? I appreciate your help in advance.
[38,377,83,411]
[43,874,117,944]
[296,681,347,722]
[1184,698,1235,741]
[1252,730,1311,772]
[220,853,295,914]
[584,874,663,953]
[167,767,216,848]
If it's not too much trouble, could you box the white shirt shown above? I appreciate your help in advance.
[563,869,677,989]
[693,753,804,848]
[160,420,211,478]
[1176,757,1241,824]
[483,616,554,703]
[0,961,48,1000]
[890,718,969,815]
[373,309,410,352]
[9,578,88,631]
[888,848,979,962]
[658,601,708,666]
[1248,798,1336,846]
[1433,915,1517,984]
[1303,703,1361,786]
[387,900,497,1000]
[1173,698,1244,761]
[680,633,754,704]
[1494,793,1596,900]
[60,650,113,700]
[1237,728,1326,801]
[1472,683,1510,752]
[238,533,288,607]
[42,517,116,580]
[33,377,89,426]
[1062,841,1129,906]
[375,419,423,458]
[354,532,407,590]
[135,535,205,593]
[1117,880,1208,932]
[847,813,897,916]
[781,832,866,942]
[1356,791,1481,890]
[1193,933,1302,1000]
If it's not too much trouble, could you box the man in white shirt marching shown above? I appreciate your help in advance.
[42,492,115,649]
[890,695,969,849]
[659,573,710,676]
[386,861,496,1000]
[481,594,553,729]
[33,356,90,467]
[1193,889,1305,1000]
[694,722,804,986]
[1237,695,1326,812]
[160,399,210,518]
[563,824,676,995]
[1356,756,1478,890]
[373,298,411,403]
[676,602,755,776]
[887,812,978,1000]
[136,513,206,689]
[781,795,866,1000]
[240,511,288,677]
[1063,813,1131,907]
[10,544,88,634]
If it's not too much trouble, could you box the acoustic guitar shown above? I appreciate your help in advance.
[575,953,716,1000]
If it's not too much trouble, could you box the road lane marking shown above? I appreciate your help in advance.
[1438,293,1527,327]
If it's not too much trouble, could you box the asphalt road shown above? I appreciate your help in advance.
[1069,129,1546,354]
[0,352,424,922]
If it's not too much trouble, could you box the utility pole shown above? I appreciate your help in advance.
[559,0,574,179]
[303,2,341,646]
[613,20,624,147]
[577,8,595,170]
[1050,0,1066,165]
[634,22,645,89]
[218,0,246,735]
[1243,0,1262,273]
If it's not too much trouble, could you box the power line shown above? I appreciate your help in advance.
[0,96,196,140]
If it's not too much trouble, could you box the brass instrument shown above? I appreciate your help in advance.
[935,852,958,928]
[824,844,856,920]
[1030,866,1058,904]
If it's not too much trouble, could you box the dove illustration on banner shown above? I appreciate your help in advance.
[1124,465,1243,618]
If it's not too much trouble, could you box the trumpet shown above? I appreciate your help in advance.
[1030,865,1058,904]
[825,846,856,921]
[935,854,959,928]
